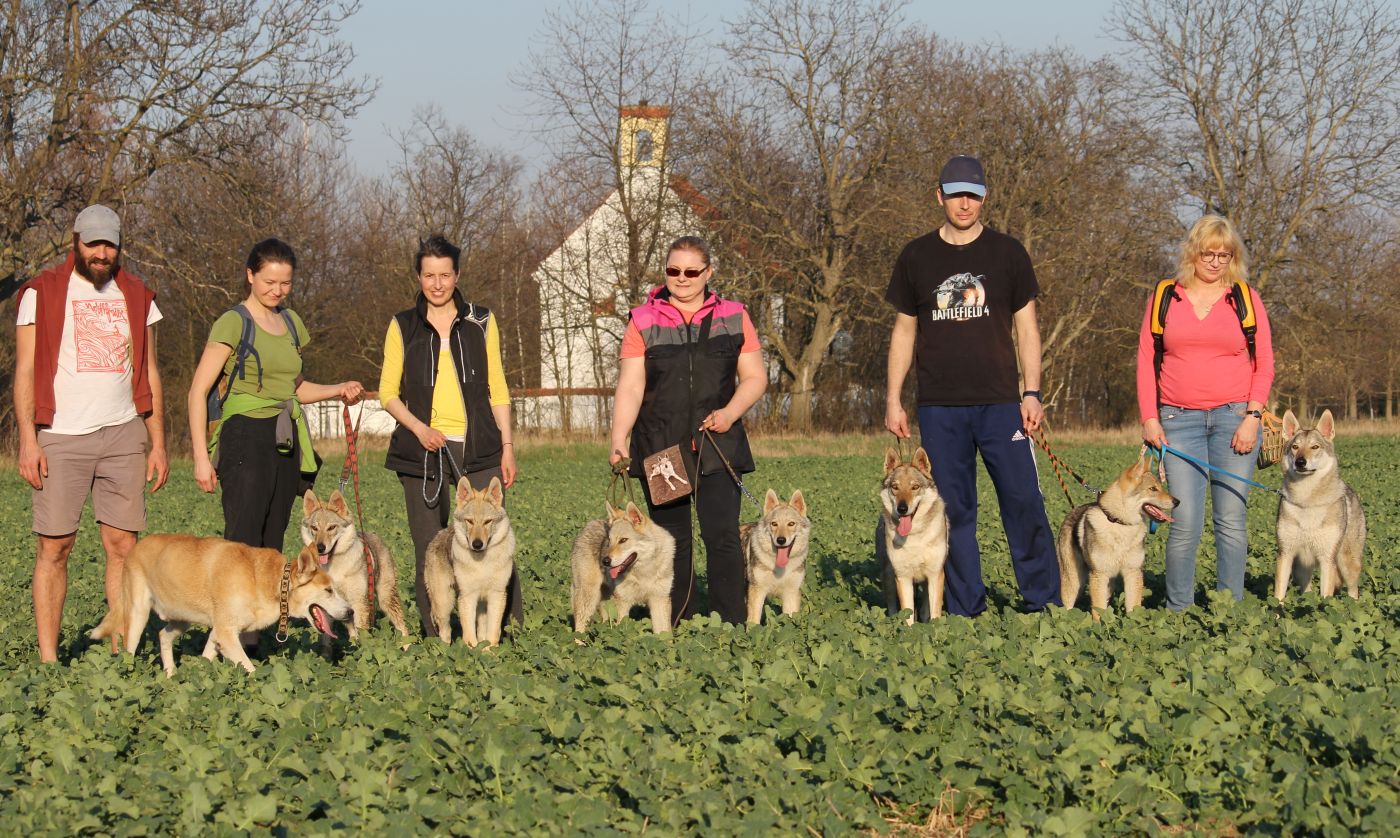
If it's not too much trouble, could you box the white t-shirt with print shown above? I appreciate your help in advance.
[16,272,163,435]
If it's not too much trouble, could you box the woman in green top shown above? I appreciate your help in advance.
[187,238,363,550]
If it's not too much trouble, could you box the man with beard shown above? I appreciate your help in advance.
[14,205,169,662]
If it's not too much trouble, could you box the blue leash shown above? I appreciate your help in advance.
[1153,443,1284,498]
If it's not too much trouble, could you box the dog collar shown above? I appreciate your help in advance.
[276,560,293,643]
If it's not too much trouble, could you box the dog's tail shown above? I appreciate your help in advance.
[89,574,131,654]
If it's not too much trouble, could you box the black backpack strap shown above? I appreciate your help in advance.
[1224,282,1258,368]
[1149,280,1177,407]
[229,304,266,390]
[280,308,302,351]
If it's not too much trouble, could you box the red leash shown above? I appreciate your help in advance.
[340,404,376,611]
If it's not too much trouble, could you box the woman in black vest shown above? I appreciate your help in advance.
[609,236,767,624]
[380,236,522,636]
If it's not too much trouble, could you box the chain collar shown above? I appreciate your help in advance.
[275,559,293,643]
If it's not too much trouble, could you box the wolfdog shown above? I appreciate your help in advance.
[1275,409,1366,600]
[570,501,676,634]
[424,476,516,647]
[742,489,811,624]
[300,489,409,643]
[876,447,949,624]
[1057,454,1177,613]
[90,536,351,676]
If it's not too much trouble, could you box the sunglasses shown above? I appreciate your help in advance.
[664,266,708,278]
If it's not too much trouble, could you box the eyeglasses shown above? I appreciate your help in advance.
[1199,250,1233,265]
[664,266,708,278]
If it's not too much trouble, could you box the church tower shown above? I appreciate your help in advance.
[619,103,671,170]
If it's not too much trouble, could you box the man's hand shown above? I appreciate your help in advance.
[1020,394,1044,432]
[18,437,46,490]
[146,446,170,492]
[885,403,910,439]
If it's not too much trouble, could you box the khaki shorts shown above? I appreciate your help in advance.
[33,418,148,536]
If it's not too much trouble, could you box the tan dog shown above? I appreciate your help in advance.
[90,535,351,677]
[876,447,949,624]
[742,489,811,624]
[1275,409,1366,600]
[301,489,409,643]
[1058,454,1177,614]
[570,502,676,634]
[424,476,516,647]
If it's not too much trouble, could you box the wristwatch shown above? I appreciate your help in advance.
[1246,409,1262,418]
[1021,389,1041,400]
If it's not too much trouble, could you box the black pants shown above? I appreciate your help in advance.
[644,470,745,625]
[398,449,524,636]
[219,414,301,551]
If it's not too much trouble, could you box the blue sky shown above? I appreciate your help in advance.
[339,0,1121,176]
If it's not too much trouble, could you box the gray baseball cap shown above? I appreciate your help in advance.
[73,205,121,246]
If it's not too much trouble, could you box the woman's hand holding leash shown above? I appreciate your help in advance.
[699,408,734,434]
[414,425,448,452]
[338,381,364,405]
[1142,418,1167,450]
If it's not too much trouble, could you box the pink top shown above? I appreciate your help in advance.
[1136,283,1274,421]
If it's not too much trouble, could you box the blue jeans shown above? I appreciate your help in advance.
[1159,402,1258,609]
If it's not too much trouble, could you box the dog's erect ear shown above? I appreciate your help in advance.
[328,490,350,517]
[605,501,621,520]
[486,476,505,507]
[912,447,933,478]
[302,489,320,515]
[764,488,780,514]
[625,501,647,528]
[883,447,899,475]
[789,489,806,517]
[1317,409,1336,441]
[293,543,321,584]
[455,476,473,506]
[1283,409,1300,439]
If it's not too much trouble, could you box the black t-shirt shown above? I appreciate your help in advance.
[885,226,1039,406]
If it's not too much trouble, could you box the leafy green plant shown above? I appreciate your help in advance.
[0,439,1396,833]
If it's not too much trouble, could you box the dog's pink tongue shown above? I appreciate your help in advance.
[897,516,913,538]
[775,545,791,568]
[1144,504,1175,523]
[608,564,623,580]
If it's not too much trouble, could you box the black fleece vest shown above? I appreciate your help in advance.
[628,293,754,479]
[384,293,501,478]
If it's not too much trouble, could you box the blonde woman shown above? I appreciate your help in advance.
[1137,215,1274,609]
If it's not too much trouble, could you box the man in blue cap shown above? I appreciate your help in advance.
[883,155,1060,617]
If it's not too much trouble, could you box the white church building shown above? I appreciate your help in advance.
[517,104,712,432]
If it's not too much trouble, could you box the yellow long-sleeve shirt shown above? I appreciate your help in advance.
[378,314,511,437]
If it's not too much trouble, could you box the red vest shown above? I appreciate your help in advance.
[18,254,156,427]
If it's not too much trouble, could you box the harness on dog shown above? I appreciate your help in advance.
[205,304,302,435]
[1149,278,1257,399]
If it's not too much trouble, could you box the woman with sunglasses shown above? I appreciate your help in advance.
[1137,214,1274,609]
[609,235,766,625]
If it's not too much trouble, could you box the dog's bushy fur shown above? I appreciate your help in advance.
[90,536,351,676]
[424,476,516,647]
[1058,455,1177,614]
[876,447,949,623]
[301,489,408,643]
[1275,409,1366,600]
[570,502,675,634]
[742,489,811,624]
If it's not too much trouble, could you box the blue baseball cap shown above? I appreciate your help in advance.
[939,155,986,198]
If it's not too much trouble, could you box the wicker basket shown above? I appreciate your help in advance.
[1257,410,1285,469]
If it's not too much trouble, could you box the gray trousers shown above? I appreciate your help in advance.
[398,455,524,636]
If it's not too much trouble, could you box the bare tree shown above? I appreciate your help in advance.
[694,0,912,432]
[0,0,374,301]
[1110,0,1400,290]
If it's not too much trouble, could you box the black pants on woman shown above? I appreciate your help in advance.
[219,414,301,551]
[398,443,524,637]
[644,470,745,625]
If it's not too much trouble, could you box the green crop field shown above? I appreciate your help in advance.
[1,437,1397,834]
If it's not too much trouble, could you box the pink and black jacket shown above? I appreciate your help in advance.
[626,285,754,480]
